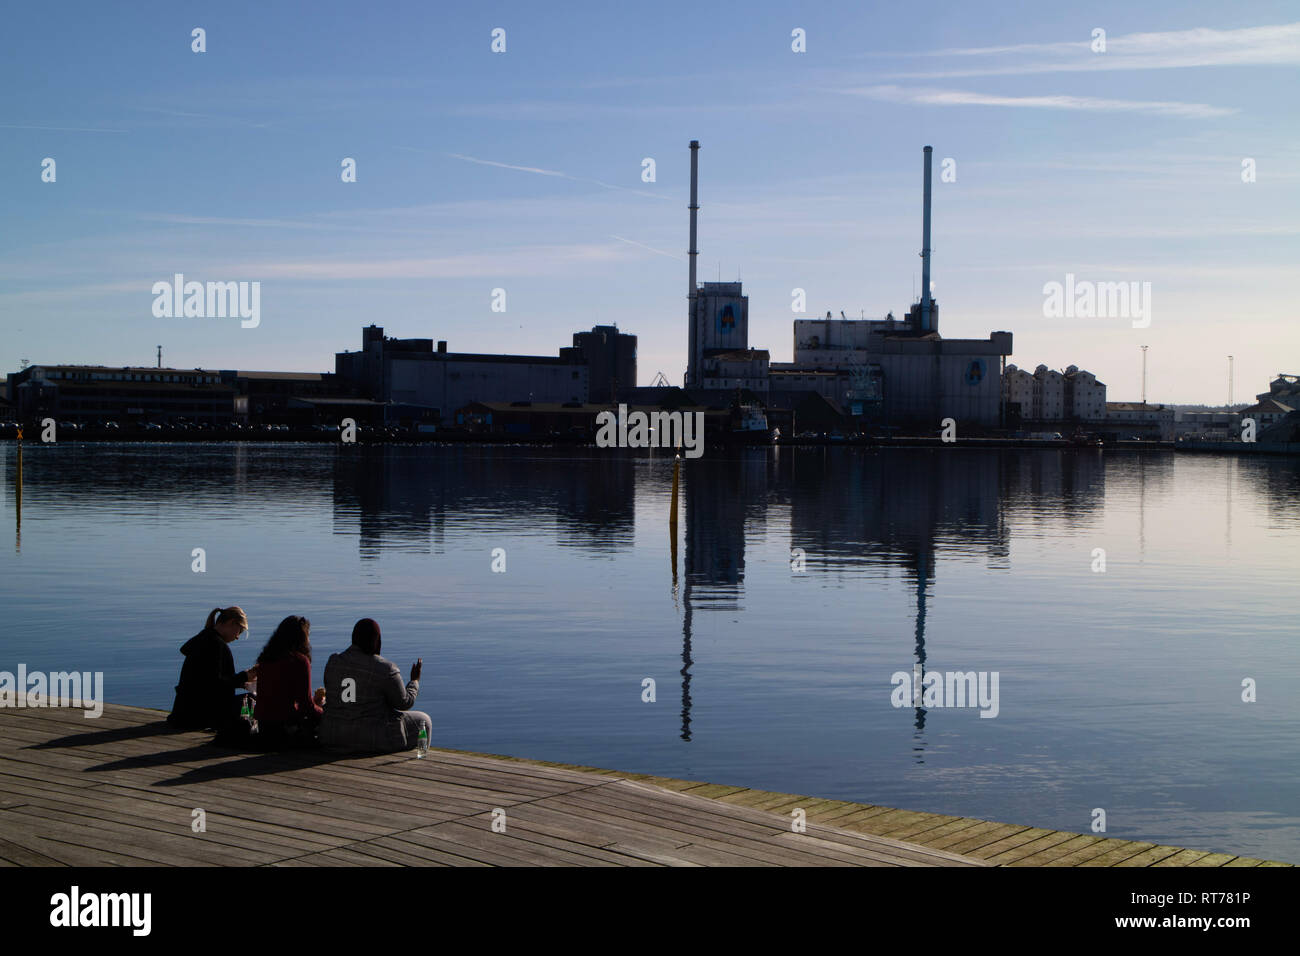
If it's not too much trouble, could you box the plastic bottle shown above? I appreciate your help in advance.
[416,724,428,758]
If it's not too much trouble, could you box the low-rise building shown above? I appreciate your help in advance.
[5,364,235,425]
[1176,410,1241,440]
[1239,397,1294,430]
[337,325,590,424]
[1103,402,1175,441]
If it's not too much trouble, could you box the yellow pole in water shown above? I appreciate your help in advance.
[15,426,22,552]
[669,452,680,593]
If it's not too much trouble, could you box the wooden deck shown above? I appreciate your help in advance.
[0,705,1288,867]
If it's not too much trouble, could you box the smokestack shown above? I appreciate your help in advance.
[687,140,700,388]
[920,145,933,333]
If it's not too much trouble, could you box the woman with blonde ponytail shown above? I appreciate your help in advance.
[168,606,258,730]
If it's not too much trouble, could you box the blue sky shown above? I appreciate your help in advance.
[1,1,1297,403]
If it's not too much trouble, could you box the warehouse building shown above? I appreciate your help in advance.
[336,325,591,424]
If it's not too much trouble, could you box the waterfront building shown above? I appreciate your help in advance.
[1176,410,1241,440]
[1031,365,1065,421]
[1103,402,1175,441]
[571,325,637,404]
[1002,363,1105,428]
[5,364,234,425]
[679,142,1011,429]
[219,370,353,424]
[1256,373,1300,409]
[1239,397,1294,430]
[1001,365,1035,422]
[336,325,589,424]
[1063,366,1106,421]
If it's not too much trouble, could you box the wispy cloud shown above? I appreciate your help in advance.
[231,243,634,280]
[609,235,684,261]
[833,84,1236,118]
[135,213,343,230]
[885,23,1300,78]
[0,124,127,133]
[127,107,273,128]
[436,150,671,200]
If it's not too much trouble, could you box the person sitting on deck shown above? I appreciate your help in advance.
[253,615,325,749]
[168,606,258,731]
[319,618,430,754]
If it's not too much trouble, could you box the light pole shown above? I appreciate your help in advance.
[1228,355,1234,407]
[1140,345,1148,404]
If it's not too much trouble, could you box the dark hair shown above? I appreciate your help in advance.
[258,615,312,665]
[351,618,381,655]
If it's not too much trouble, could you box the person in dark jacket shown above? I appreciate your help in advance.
[253,614,323,748]
[167,606,257,730]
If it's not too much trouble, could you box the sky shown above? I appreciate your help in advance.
[1,1,1297,404]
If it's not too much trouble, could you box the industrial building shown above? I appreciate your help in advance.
[1239,397,1294,429]
[1102,402,1175,441]
[1176,410,1240,440]
[571,325,637,404]
[1002,363,1106,427]
[335,325,595,424]
[2,363,388,427]
[680,141,1012,429]
[5,364,235,425]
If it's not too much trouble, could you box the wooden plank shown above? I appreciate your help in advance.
[1111,845,1184,867]
[1008,835,1105,866]
[1153,849,1211,867]
[930,822,1032,854]
[4,706,1272,868]
[1077,841,1160,867]
[547,784,962,867]
[979,830,1080,865]
[0,835,67,866]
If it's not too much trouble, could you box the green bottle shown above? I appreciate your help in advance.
[416,725,428,758]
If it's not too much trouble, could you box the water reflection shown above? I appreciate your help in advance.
[4,442,1300,861]
[330,447,637,558]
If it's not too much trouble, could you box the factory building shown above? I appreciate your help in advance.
[336,325,589,424]
[1032,366,1065,420]
[1063,366,1106,421]
[5,364,235,425]
[1103,402,1175,441]
[1002,365,1034,421]
[1254,373,1300,411]
[1239,397,1294,429]
[571,325,637,404]
[680,141,1011,428]
[1002,363,1106,427]
[1176,410,1240,439]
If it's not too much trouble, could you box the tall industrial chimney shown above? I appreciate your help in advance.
[687,140,700,388]
[920,145,933,333]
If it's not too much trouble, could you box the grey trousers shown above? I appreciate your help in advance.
[401,711,432,749]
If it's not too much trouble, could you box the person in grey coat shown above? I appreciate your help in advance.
[319,618,431,753]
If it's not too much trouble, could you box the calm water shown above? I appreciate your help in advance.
[2,442,1298,862]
